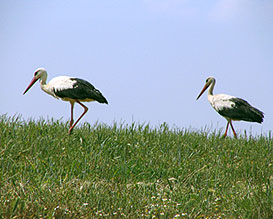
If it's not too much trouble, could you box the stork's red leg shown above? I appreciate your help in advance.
[69,102,75,128]
[224,122,230,138]
[229,121,237,138]
[68,100,88,134]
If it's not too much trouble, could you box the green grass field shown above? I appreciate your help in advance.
[0,115,272,218]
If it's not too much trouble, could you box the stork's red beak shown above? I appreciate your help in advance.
[196,83,209,100]
[23,77,38,95]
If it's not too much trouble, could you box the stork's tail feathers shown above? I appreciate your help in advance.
[94,89,108,104]
[249,106,264,123]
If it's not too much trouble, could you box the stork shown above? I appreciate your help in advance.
[196,77,264,138]
[23,68,108,134]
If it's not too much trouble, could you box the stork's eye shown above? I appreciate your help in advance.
[34,71,38,76]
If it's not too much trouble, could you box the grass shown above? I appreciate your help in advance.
[0,115,272,218]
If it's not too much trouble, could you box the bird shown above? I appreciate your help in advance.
[196,77,264,138]
[23,67,108,134]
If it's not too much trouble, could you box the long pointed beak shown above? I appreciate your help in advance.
[23,77,38,95]
[196,83,209,100]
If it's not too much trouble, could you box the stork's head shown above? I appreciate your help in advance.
[196,76,216,100]
[33,68,47,79]
[23,68,47,95]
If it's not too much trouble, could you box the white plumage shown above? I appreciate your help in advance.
[208,94,237,114]
[41,76,77,99]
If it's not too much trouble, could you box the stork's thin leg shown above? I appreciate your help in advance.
[69,102,75,128]
[68,100,88,134]
[229,121,237,138]
[223,122,230,138]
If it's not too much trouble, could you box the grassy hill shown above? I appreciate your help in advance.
[0,115,272,218]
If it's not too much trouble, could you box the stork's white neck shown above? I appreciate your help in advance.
[39,71,50,95]
[208,78,216,97]
[39,71,48,85]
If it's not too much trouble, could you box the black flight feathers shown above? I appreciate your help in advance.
[54,78,108,104]
[218,98,264,123]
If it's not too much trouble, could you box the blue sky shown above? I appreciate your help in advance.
[1,0,272,136]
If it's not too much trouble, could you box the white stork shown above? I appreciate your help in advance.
[23,68,108,134]
[196,77,264,138]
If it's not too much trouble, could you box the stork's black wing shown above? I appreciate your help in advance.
[218,98,264,123]
[54,78,108,104]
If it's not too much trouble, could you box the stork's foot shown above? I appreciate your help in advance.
[222,134,237,139]
[68,127,73,135]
